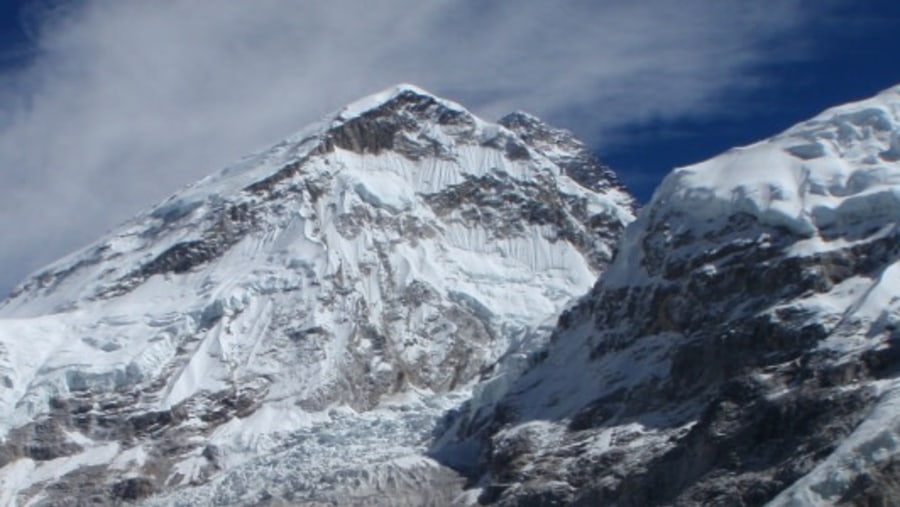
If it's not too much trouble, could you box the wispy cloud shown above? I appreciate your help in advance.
[0,0,834,292]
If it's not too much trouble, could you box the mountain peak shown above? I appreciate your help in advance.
[335,83,467,122]
[498,110,545,128]
[0,83,637,504]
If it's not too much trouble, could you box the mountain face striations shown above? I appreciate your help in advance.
[3,83,900,506]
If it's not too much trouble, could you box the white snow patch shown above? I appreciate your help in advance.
[343,169,416,212]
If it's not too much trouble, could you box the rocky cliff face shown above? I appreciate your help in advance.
[0,85,635,505]
[432,85,900,506]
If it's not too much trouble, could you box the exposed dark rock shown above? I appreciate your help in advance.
[112,477,156,500]
[140,203,256,277]
[130,408,187,436]
[202,444,221,462]
[423,171,626,270]
[0,418,84,466]
[322,89,474,159]
[838,457,900,506]
[5,246,109,304]
[243,158,309,195]
[142,240,219,275]
[499,111,632,198]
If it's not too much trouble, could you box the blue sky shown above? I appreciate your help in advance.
[600,1,900,199]
[0,1,899,295]
[0,2,24,59]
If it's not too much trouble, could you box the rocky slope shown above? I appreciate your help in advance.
[432,84,900,506]
[0,85,635,505]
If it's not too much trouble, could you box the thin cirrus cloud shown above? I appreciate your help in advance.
[0,0,833,294]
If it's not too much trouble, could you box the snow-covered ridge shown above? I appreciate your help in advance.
[602,85,900,288]
[650,85,900,239]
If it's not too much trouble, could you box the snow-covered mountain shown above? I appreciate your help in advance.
[0,84,635,505]
[433,84,900,505]
[7,80,900,507]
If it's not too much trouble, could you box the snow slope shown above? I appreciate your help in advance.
[0,84,634,505]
